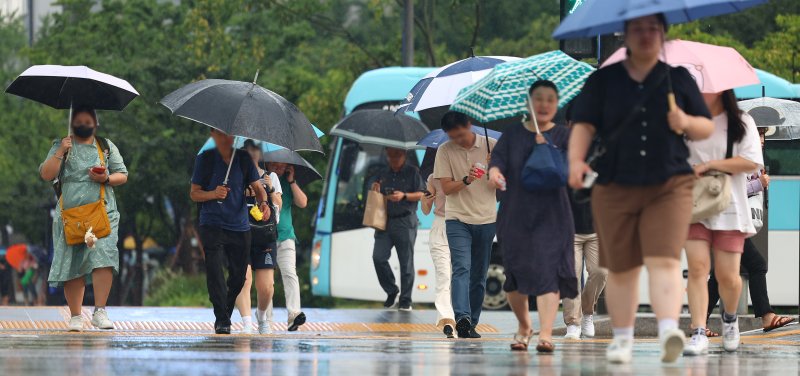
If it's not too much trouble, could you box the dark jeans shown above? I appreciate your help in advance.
[707,238,772,318]
[446,220,496,325]
[199,225,251,326]
[373,216,417,305]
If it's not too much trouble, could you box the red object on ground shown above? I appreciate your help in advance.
[5,244,27,270]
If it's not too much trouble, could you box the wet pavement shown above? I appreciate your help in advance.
[0,307,798,375]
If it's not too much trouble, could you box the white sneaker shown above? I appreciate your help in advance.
[606,337,634,364]
[91,308,114,329]
[659,328,686,363]
[565,325,582,340]
[258,319,273,335]
[581,315,596,338]
[683,331,709,356]
[68,315,83,332]
[722,318,740,352]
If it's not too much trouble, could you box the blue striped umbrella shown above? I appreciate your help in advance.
[450,50,594,124]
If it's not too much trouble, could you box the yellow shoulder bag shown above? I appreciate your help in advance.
[61,140,112,246]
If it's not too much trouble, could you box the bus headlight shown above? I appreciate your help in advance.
[311,240,322,270]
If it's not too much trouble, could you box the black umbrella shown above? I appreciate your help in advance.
[329,109,429,150]
[419,147,437,180]
[262,148,322,187]
[5,65,139,110]
[160,76,323,153]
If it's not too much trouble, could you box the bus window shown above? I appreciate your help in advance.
[765,139,800,176]
[333,139,419,233]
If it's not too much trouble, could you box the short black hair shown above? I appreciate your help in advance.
[528,80,559,98]
[624,13,669,33]
[441,111,470,132]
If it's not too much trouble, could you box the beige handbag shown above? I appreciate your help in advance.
[691,170,732,223]
[362,190,387,231]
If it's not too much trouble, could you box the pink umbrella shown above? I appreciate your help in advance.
[601,39,759,94]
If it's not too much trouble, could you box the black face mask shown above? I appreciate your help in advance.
[72,124,95,138]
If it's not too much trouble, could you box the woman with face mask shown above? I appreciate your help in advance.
[39,107,128,332]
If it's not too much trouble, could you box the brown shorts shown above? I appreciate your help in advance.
[591,174,695,273]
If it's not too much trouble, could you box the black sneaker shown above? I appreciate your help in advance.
[456,318,472,339]
[443,325,455,339]
[383,292,398,308]
[288,312,307,332]
[468,327,482,339]
[215,323,231,335]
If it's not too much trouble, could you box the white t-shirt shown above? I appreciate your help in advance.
[687,112,763,235]
[269,171,282,223]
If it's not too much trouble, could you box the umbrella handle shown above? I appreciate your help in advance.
[218,149,236,204]
[668,93,685,136]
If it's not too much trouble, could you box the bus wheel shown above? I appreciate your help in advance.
[482,263,508,311]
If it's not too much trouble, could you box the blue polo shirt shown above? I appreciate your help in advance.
[192,149,260,232]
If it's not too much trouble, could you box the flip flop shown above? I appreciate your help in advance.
[510,330,533,352]
[763,316,795,333]
[705,328,720,338]
[535,339,555,354]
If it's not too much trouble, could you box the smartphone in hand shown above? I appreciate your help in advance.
[91,166,107,174]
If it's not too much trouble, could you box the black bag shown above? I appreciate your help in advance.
[54,136,110,198]
[248,170,278,247]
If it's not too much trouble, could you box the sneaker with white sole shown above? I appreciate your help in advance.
[606,337,634,364]
[683,329,709,356]
[582,315,596,338]
[241,322,254,334]
[659,328,686,363]
[258,319,273,335]
[722,318,740,352]
[68,315,84,332]
[565,324,581,340]
[91,308,114,330]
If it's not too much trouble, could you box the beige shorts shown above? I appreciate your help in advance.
[591,174,695,273]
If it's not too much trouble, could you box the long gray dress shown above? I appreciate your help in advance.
[41,138,127,287]
[490,123,577,298]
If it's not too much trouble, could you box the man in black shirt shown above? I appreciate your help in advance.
[370,148,425,311]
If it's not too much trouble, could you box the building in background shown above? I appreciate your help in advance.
[1,0,60,44]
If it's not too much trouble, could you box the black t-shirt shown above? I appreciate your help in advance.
[571,61,711,186]
[376,164,425,218]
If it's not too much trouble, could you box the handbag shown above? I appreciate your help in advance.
[60,140,111,246]
[521,133,567,191]
[362,189,387,231]
[248,172,278,247]
[691,126,734,223]
[748,192,764,232]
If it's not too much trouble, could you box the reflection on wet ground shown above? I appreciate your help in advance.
[0,332,798,376]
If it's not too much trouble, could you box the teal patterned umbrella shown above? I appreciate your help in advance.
[450,50,595,124]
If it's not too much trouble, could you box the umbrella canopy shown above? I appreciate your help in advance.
[160,78,323,153]
[552,0,768,40]
[450,50,595,124]
[5,244,26,270]
[417,126,503,149]
[738,97,800,127]
[262,148,322,186]
[601,40,759,93]
[5,65,139,110]
[329,110,430,150]
[199,125,325,156]
[400,55,520,113]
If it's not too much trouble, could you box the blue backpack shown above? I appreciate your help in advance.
[521,134,568,191]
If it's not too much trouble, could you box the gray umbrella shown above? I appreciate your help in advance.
[329,109,429,150]
[739,97,800,141]
[160,77,323,153]
[262,148,322,187]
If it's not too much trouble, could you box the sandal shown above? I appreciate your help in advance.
[510,330,533,351]
[535,339,556,354]
[764,316,795,333]
[705,328,720,338]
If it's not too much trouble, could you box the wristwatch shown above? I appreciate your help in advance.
[267,186,275,194]
[462,176,471,186]
[287,180,296,185]
[402,192,408,201]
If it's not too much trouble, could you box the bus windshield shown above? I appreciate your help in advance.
[333,139,419,233]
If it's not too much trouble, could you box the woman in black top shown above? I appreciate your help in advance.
[568,14,714,364]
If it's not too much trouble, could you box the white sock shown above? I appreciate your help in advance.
[658,319,679,337]
[242,315,252,327]
[612,327,634,340]
[256,309,268,323]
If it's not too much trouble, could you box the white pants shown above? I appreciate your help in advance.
[430,216,456,328]
[563,233,608,325]
[267,239,302,324]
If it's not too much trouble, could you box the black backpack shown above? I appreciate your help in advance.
[54,137,110,198]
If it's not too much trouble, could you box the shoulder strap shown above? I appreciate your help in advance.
[603,66,670,145]
[198,150,215,188]
[725,121,734,159]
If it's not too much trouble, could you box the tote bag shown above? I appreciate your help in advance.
[362,190,387,231]
[749,192,764,232]
[521,135,567,191]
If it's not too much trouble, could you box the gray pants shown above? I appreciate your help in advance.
[373,215,417,306]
